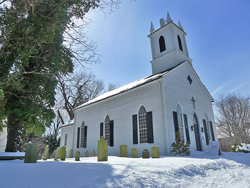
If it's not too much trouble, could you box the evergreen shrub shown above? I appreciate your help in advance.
[171,132,190,156]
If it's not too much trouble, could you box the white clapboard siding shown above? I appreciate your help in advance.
[60,125,74,157]
[162,62,216,154]
[73,80,166,157]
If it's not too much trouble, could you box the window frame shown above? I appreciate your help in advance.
[159,36,166,52]
[138,105,148,144]
[176,104,185,142]
[105,115,110,146]
[177,35,183,51]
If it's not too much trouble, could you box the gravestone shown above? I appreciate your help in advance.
[85,151,89,157]
[98,136,108,161]
[61,146,66,161]
[91,150,95,157]
[75,151,80,161]
[151,147,159,158]
[54,147,61,161]
[43,145,49,160]
[24,142,38,163]
[131,148,138,158]
[208,141,221,155]
[69,149,73,158]
[142,149,149,159]
[120,145,128,157]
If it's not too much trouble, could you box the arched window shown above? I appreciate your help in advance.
[159,36,166,52]
[105,115,110,146]
[177,35,183,51]
[177,104,184,142]
[138,106,147,143]
[80,121,85,147]
[80,121,87,148]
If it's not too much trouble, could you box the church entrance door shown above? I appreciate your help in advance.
[193,114,202,151]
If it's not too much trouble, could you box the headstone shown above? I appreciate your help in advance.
[24,143,32,163]
[30,142,38,163]
[69,149,73,158]
[91,150,95,157]
[61,146,66,161]
[131,148,138,158]
[151,147,160,158]
[54,147,61,161]
[120,145,128,157]
[75,151,80,161]
[85,151,89,157]
[24,142,38,163]
[208,141,221,155]
[98,136,108,161]
[142,149,149,159]
[43,145,49,161]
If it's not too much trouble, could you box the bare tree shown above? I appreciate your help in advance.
[55,71,114,123]
[216,93,250,144]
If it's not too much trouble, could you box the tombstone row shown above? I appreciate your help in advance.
[28,136,159,163]
[120,145,159,159]
[97,137,159,161]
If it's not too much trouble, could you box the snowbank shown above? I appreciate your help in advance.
[0,152,249,188]
[239,143,250,152]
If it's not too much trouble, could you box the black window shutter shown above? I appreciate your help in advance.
[84,126,87,148]
[132,115,138,144]
[110,120,114,147]
[77,127,80,148]
[183,114,190,143]
[100,123,103,137]
[210,121,215,141]
[203,119,209,145]
[147,111,154,143]
[173,111,179,133]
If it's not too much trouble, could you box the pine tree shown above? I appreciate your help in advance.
[171,132,190,156]
[0,0,117,151]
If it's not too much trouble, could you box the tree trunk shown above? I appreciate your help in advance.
[5,113,19,152]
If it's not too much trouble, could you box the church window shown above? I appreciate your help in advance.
[139,106,147,143]
[176,104,184,142]
[178,35,183,51]
[80,121,87,148]
[105,115,110,146]
[105,115,114,146]
[64,134,68,146]
[77,127,80,148]
[159,36,166,52]
[209,121,215,141]
[183,114,190,143]
[138,106,154,144]
[203,114,210,145]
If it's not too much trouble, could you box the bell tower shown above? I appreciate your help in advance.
[148,12,192,75]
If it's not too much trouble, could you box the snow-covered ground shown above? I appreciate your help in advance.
[0,152,249,188]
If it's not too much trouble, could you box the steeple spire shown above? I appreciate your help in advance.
[166,12,172,23]
[150,22,155,33]
[178,20,184,30]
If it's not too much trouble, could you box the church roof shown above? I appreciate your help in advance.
[75,61,214,110]
[75,69,171,110]
[60,119,74,128]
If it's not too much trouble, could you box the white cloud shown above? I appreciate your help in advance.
[211,82,230,97]
[230,83,246,93]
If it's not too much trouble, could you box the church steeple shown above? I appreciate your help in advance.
[148,13,192,75]
[150,22,155,33]
[166,12,172,23]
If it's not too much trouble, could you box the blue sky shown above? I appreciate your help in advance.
[84,0,250,101]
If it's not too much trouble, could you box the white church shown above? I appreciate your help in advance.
[60,13,217,157]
